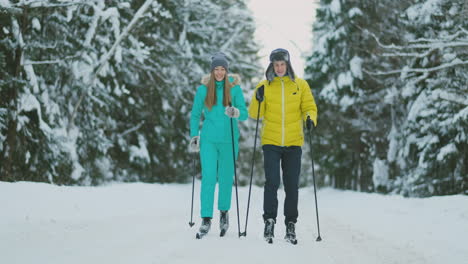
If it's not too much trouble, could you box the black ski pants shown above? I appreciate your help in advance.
[262,144,302,225]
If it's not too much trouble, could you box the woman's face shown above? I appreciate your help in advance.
[214,66,226,81]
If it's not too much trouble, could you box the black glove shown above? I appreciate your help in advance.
[256,85,264,102]
[306,116,314,131]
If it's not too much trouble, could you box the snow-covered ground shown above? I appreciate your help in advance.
[1,181,467,264]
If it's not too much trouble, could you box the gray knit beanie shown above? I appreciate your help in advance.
[211,52,229,71]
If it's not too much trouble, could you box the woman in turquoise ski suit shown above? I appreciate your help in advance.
[189,52,248,238]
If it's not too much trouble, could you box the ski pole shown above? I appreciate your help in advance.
[229,103,242,237]
[189,153,196,227]
[307,116,322,241]
[240,85,264,237]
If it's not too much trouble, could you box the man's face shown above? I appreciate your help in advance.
[273,61,287,77]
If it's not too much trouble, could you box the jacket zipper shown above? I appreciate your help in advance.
[281,78,285,146]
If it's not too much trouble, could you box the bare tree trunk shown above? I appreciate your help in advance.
[1,117,18,182]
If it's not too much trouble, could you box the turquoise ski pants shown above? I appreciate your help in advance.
[200,140,239,218]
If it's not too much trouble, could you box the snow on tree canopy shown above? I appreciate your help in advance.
[0,0,11,8]
[406,0,443,24]
[373,158,389,189]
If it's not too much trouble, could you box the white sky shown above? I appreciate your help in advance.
[247,0,319,77]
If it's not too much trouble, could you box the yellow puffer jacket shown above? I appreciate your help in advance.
[248,76,317,146]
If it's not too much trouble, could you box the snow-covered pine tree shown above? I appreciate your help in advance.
[0,0,77,183]
[305,0,401,191]
[306,0,467,196]
[381,0,468,196]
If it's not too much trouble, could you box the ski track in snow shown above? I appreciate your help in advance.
[1,182,467,264]
[320,215,427,264]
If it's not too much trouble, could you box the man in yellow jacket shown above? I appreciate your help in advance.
[249,48,317,244]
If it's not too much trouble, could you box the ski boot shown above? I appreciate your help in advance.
[219,211,229,237]
[285,221,298,245]
[264,218,275,244]
[196,217,211,239]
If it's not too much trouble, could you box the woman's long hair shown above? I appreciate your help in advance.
[204,71,233,110]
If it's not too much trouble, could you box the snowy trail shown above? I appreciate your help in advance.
[319,214,427,264]
[1,182,467,264]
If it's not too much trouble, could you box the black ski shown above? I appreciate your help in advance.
[220,229,227,237]
[285,235,298,245]
[196,232,208,239]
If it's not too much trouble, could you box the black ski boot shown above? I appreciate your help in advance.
[219,211,229,237]
[196,217,211,239]
[264,218,275,244]
[285,222,297,244]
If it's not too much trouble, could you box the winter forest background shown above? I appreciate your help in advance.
[0,0,467,197]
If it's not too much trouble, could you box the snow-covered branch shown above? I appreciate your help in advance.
[0,6,22,15]
[382,48,436,58]
[67,0,154,132]
[11,0,93,8]
[364,59,468,76]
[2,1,93,16]
[361,24,468,77]
[23,55,79,65]
[437,92,468,106]
[120,121,145,137]
[366,30,468,51]
[221,26,243,51]
[408,27,468,44]
[461,27,468,35]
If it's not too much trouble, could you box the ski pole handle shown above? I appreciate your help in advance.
[306,116,314,131]
[256,85,264,102]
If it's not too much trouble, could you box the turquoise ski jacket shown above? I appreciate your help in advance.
[190,74,248,143]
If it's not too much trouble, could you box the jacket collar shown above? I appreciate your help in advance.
[215,80,225,88]
[200,74,242,86]
[272,75,293,82]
